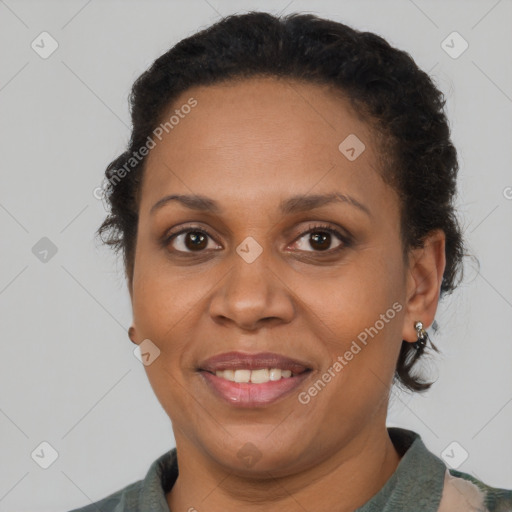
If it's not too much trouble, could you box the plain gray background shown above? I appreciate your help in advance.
[0,0,511,510]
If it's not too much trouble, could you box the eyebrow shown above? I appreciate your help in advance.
[150,192,371,217]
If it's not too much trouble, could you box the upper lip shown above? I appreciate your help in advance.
[198,351,312,374]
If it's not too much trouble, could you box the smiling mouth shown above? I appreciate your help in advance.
[196,351,313,406]
[198,368,313,408]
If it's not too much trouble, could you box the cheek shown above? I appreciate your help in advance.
[131,279,199,408]
[132,268,198,412]
[301,248,403,332]
[298,247,405,387]
[132,251,199,338]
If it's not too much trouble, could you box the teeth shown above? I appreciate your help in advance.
[234,369,250,383]
[214,368,293,383]
[223,369,235,381]
[249,368,269,383]
[269,368,281,381]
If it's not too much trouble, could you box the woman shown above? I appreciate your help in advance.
[70,11,511,512]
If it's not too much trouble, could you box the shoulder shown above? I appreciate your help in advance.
[438,467,512,512]
[65,448,178,512]
[66,479,143,512]
[386,427,512,512]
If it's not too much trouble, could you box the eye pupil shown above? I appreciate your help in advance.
[310,232,331,251]
[185,232,207,251]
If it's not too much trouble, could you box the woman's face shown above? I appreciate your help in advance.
[130,77,440,475]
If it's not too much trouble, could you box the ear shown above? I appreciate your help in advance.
[128,325,139,345]
[401,229,446,343]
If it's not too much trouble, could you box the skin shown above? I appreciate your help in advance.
[128,76,446,512]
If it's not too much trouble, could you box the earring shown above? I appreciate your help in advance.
[128,326,137,345]
[413,321,428,351]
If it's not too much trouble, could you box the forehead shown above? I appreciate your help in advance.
[152,76,373,157]
[139,77,390,216]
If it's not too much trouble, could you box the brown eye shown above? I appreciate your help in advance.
[183,231,208,251]
[164,228,220,253]
[291,224,349,253]
[309,232,333,251]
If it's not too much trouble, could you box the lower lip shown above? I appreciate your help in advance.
[199,370,312,407]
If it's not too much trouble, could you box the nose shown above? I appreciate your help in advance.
[208,246,295,331]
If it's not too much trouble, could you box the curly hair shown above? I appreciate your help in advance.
[96,11,466,393]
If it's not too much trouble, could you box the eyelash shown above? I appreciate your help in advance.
[161,223,351,256]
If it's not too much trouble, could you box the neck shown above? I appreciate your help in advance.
[166,424,402,512]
